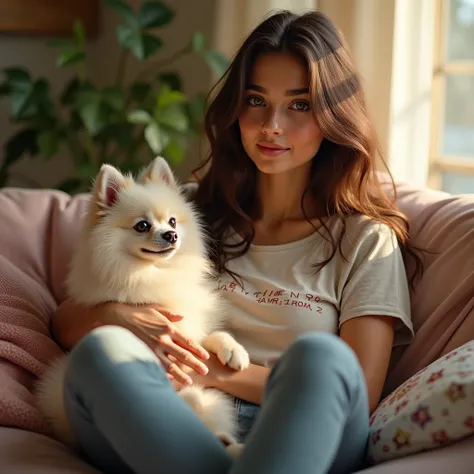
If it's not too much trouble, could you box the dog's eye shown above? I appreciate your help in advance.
[134,220,151,233]
[168,217,176,228]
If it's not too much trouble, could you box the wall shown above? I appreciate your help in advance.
[0,0,216,187]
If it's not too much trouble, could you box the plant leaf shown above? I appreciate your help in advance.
[138,1,175,28]
[145,122,169,153]
[156,103,189,133]
[3,67,31,89]
[139,33,164,60]
[3,128,39,167]
[156,85,186,109]
[105,0,137,26]
[128,109,152,124]
[163,139,185,164]
[190,32,206,52]
[75,83,99,108]
[158,72,182,91]
[102,86,124,111]
[201,49,229,77]
[37,129,59,160]
[56,49,86,68]
[8,77,52,121]
[79,101,109,136]
[117,25,163,60]
[129,81,152,102]
[32,78,54,113]
[97,122,136,149]
[60,77,81,105]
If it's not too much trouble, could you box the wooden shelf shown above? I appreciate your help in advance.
[0,0,99,37]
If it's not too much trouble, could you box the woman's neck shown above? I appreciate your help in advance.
[256,164,315,225]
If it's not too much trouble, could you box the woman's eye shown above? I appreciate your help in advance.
[247,96,265,107]
[133,220,151,233]
[290,101,310,112]
[168,217,176,228]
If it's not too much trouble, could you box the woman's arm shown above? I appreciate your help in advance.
[200,358,270,405]
[52,299,105,351]
[194,315,395,411]
[339,315,395,413]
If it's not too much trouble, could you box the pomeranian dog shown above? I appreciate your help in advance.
[36,157,249,456]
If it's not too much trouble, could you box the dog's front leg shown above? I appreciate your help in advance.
[202,331,250,371]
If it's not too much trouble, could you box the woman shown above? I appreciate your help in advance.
[53,10,417,474]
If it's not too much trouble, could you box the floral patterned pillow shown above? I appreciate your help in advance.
[367,340,474,464]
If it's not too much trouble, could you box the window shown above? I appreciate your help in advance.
[429,0,474,193]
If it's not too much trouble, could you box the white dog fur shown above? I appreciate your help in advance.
[35,157,249,457]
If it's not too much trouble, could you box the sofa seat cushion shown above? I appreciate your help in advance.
[0,426,99,473]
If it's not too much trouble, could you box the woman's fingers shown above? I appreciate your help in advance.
[159,356,193,385]
[170,327,210,361]
[156,336,209,376]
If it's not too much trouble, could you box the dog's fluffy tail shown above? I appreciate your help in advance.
[179,385,240,446]
[35,356,77,447]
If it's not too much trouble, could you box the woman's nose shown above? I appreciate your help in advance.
[262,109,283,136]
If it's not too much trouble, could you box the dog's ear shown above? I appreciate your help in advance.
[138,156,177,188]
[90,164,127,219]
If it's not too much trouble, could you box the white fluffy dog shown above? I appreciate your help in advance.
[36,157,249,455]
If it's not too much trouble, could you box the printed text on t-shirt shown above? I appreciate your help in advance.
[217,280,323,313]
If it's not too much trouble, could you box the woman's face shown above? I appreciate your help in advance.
[238,52,323,176]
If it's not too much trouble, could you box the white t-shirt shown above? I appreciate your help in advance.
[215,214,413,368]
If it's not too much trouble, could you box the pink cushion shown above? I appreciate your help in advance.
[0,188,88,434]
[383,181,474,395]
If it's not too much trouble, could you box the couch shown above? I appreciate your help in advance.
[0,179,473,473]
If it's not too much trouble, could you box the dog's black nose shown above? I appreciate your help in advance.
[162,230,178,243]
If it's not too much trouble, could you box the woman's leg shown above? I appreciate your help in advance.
[64,325,233,474]
[230,332,369,474]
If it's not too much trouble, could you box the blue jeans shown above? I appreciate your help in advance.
[64,326,369,474]
[233,397,259,443]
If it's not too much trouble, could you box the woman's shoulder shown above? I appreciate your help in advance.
[333,213,400,258]
[342,213,398,240]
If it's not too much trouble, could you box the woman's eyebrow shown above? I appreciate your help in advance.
[246,83,309,96]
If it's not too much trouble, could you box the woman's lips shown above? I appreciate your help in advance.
[256,143,289,157]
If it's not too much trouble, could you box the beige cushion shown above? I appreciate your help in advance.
[0,427,99,473]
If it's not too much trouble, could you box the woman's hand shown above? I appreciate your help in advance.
[99,302,211,385]
[170,353,236,391]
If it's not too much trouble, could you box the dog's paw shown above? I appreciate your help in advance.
[203,332,250,371]
[218,342,250,371]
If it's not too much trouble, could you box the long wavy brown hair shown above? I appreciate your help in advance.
[193,10,423,284]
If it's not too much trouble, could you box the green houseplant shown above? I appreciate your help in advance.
[0,0,229,192]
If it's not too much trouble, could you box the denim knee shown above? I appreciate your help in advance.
[65,325,158,388]
[279,332,363,383]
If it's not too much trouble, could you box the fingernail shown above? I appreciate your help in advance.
[186,377,193,385]
[202,351,210,359]
[201,366,209,375]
